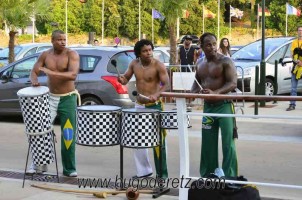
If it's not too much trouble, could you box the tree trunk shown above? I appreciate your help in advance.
[8,31,17,64]
[168,21,177,65]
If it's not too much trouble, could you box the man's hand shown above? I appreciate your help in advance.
[202,89,215,94]
[117,75,127,85]
[31,80,40,87]
[39,67,53,75]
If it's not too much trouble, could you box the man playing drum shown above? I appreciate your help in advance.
[118,39,170,179]
[191,32,238,178]
[29,30,80,177]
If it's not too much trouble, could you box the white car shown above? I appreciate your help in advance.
[0,43,52,67]
[232,37,297,96]
[153,46,170,66]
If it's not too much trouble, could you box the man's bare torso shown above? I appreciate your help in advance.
[132,58,161,103]
[44,49,75,94]
[197,56,226,91]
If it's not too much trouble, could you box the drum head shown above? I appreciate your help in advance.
[122,108,159,113]
[77,105,121,112]
[17,86,49,97]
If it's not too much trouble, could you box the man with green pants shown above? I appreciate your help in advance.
[191,32,238,178]
[29,30,80,177]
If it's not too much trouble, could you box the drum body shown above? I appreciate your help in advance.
[17,86,52,134]
[17,86,54,165]
[28,131,55,165]
[76,105,121,146]
[121,108,159,148]
[160,110,191,129]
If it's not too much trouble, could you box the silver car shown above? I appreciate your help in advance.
[0,47,136,115]
[232,37,296,96]
[0,43,52,68]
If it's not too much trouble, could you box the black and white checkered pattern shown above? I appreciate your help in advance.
[28,131,55,165]
[76,109,121,146]
[121,109,159,148]
[160,111,191,129]
[18,93,52,134]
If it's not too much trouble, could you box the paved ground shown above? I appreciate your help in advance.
[0,100,302,199]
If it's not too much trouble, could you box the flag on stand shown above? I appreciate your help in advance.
[287,4,301,16]
[258,6,271,16]
[204,8,215,18]
[152,9,164,20]
[182,9,190,18]
[230,5,243,19]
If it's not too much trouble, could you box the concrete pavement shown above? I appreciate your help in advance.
[1,100,302,199]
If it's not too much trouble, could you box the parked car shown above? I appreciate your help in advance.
[232,37,296,96]
[178,35,199,44]
[230,45,243,55]
[153,46,170,66]
[0,43,52,68]
[0,47,137,115]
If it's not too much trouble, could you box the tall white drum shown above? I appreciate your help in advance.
[17,86,54,165]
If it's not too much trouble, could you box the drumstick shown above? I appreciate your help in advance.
[111,59,121,77]
[187,65,203,90]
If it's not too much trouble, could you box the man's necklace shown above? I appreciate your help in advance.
[184,46,191,59]
[139,58,152,69]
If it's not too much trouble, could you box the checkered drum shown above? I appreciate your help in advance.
[160,110,191,129]
[76,105,121,146]
[17,86,54,165]
[17,86,52,134]
[121,108,159,148]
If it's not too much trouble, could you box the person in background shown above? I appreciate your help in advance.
[286,25,302,111]
[94,39,100,46]
[217,38,231,57]
[178,35,196,72]
[118,39,170,179]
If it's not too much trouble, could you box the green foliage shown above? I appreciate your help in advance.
[266,0,302,36]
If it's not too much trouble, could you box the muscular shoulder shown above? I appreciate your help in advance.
[66,48,79,58]
[153,58,165,69]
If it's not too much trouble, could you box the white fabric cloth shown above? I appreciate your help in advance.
[133,103,153,177]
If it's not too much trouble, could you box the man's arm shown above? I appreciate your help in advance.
[150,61,169,101]
[118,60,134,85]
[30,52,47,86]
[214,57,237,94]
[39,50,79,81]
[191,67,202,93]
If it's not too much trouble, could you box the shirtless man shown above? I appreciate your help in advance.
[29,30,80,177]
[191,32,238,178]
[118,39,169,178]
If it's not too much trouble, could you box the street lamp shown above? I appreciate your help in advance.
[65,0,68,45]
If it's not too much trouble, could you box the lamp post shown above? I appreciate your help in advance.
[65,0,68,45]
[102,0,104,45]
[138,0,141,40]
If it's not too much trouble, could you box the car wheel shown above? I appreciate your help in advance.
[81,96,103,105]
[265,78,274,96]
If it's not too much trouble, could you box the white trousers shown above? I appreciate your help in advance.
[133,103,153,177]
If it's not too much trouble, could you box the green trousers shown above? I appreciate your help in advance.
[50,93,77,176]
[200,101,238,178]
[146,102,168,178]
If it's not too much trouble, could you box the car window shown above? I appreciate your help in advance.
[153,51,164,63]
[285,43,292,58]
[0,46,22,58]
[232,38,291,61]
[267,44,288,64]
[24,47,38,57]
[37,46,52,52]
[11,57,38,79]
[79,55,101,72]
[108,51,136,74]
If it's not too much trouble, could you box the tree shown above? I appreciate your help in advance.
[0,0,49,63]
[160,0,192,65]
